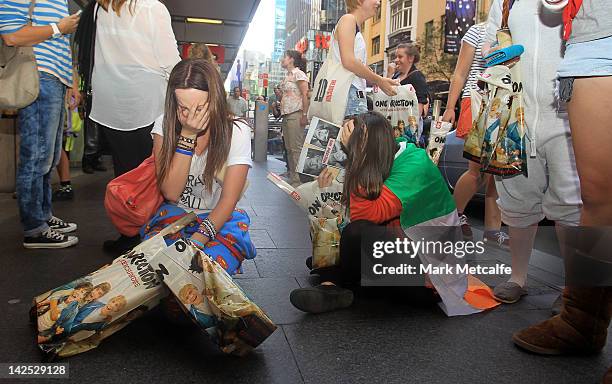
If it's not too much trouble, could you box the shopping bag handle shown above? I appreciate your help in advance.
[156,211,198,237]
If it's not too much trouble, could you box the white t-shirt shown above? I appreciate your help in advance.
[152,116,252,213]
[90,0,181,131]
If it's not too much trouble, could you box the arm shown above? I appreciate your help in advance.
[151,3,181,79]
[336,15,398,95]
[349,186,403,224]
[442,42,476,123]
[485,0,503,46]
[191,164,249,245]
[298,80,309,126]
[153,134,194,202]
[0,11,80,47]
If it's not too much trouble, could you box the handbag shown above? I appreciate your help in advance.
[105,151,250,237]
[307,29,355,126]
[0,0,39,109]
[105,155,163,237]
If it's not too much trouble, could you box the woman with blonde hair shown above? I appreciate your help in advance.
[89,0,181,254]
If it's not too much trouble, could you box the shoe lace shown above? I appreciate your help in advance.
[43,229,65,241]
[48,216,64,226]
[495,231,510,245]
[459,214,469,226]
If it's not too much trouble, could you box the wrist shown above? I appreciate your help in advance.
[180,131,198,140]
[51,23,62,39]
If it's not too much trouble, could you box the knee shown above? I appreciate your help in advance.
[580,178,612,210]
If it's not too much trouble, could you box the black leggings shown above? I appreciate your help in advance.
[97,121,154,177]
[316,220,436,302]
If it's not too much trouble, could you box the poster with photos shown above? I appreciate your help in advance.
[297,117,346,181]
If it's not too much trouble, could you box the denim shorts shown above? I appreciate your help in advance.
[557,35,612,101]
[344,84,368,117]
[558,35,612,78]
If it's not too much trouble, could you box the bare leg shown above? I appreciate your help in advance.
[567,76,612,226]
[56,149,70,183]
[507,224,538,287]
[483,174,502,231]
[453,160,484,213]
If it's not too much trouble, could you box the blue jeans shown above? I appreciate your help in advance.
[344,84,368,117]
[17,72,66,236]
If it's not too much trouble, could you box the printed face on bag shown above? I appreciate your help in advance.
[101,296,127,317]
[179,284,203,305]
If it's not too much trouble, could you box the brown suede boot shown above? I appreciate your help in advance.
[512,286,611,355]
[602,366,611,384]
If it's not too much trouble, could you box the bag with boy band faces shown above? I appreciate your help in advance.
[30,214,196,359]
[156,239,277,356]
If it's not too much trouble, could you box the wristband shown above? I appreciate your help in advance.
[196,225,211,239]
[179,135,196,145]
[190,238,205,250]
[175,148,193,156]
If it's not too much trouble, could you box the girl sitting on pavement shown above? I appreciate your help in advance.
[141,59,256,276]
[289,112,461,314]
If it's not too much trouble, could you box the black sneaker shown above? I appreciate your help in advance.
[289,284,354,313]
[82,162,95,174]
[47,216,77,233]
[23,229,78,249]
[52,186,74,201]
[92,160,107,172]
[103,235,141,256]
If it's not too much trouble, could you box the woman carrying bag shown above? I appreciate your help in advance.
[309,0,398,125]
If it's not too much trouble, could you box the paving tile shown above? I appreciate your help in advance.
[235,278,304,325]
[250,229,277,249]
[282,310,611,384]
[254,248,312,278]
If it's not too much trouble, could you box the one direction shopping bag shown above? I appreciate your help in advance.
[31,213,197,359]
[155,239,277,356]
[372,84,420,144]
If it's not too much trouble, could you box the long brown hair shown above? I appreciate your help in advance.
[97,0,136,16]
[158,59,233,192]
[342,112,397,205]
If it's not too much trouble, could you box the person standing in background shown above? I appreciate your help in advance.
[441,22,510,249]
[88,0,181,255]
[333,0,398,117]
[0,0,81,249]
[280,50,309,186]
[227,87,249,118]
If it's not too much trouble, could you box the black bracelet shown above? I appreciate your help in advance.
[178,135,196,144]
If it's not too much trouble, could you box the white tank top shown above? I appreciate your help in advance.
[330,24,367,91]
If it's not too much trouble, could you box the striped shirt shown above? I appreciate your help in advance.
[461,23,486,99]
[0,0,73,86]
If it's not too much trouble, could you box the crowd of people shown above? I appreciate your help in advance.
[0,0,609,378]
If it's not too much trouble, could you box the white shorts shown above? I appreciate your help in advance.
[494,112,582,227]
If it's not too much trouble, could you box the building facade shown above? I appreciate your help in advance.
[285,0,346,85]
[273,0,287,62]
[362,0,388,76]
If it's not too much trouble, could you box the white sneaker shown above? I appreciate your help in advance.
[47,216,77,234]
[23,228,78,249]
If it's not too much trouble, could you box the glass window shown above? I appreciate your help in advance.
[372,36,380,55]
[390,0,413,33]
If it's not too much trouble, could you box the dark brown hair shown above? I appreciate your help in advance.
[396,43,420,64]
[285,50,307,73]
[97,0,136,16]
[157,59,233,192]
[342,112,397,205]
[189,43,214,63]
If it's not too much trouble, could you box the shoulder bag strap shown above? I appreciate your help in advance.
[27,0,37,26]
[501,0,515,29]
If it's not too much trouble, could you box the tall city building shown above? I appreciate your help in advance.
[285,0,346,85]
[273,0,287,61]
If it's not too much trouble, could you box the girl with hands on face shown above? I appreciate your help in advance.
[142,59,256,276]
[290,112,458,314]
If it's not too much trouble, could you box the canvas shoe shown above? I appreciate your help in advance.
[47,216,77,233]
[458,214,473,240]
[483,230,510,250]
[23,228,78,249]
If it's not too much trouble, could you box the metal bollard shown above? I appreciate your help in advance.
[253,100,269,162]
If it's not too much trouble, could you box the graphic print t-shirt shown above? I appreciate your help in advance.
[152,116,252,213]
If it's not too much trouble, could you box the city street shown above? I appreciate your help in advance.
[0,157,608,383]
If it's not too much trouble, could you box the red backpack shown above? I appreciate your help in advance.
[104,155,163,236]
